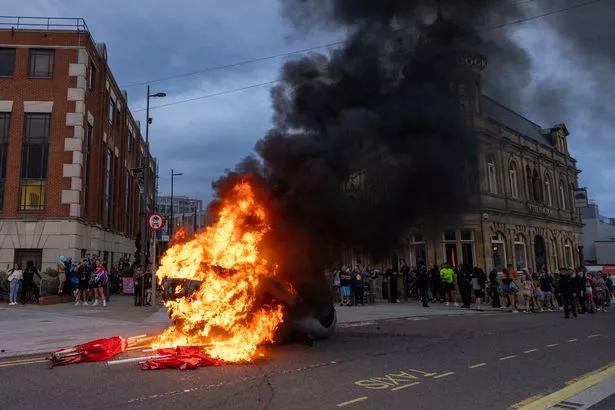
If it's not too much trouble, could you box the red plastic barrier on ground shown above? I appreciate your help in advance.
[141,346,225,370]
[47,336,127,366]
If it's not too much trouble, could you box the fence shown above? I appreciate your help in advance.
[0,16,89,33]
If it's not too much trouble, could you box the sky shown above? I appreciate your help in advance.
[4,0,614,215]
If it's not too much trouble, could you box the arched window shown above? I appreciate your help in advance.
[491,232,506,271]
[509,161,519,199]
[559,182,567,210]
[563,239,574,268]
[487,156,497,194]
[526,166,534,200]
[532,168,542,202]
[513,233,527,270]
[544,173,553,207]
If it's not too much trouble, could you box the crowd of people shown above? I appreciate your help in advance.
[330,263,615,319]
[6,255,110,307]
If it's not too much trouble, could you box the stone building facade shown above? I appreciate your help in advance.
[345,15,582,274]
[0,17,155,270]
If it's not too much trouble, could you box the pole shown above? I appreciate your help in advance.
[140,85,151,306]
[151,235,157,308]
[170,169,174,240]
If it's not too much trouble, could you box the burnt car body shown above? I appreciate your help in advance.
[160,277,336,343]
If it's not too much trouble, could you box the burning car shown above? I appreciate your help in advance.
[160,276,337,344]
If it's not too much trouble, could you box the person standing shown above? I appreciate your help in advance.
[429,265,442,303]
[21,260,41,304]
[471,267,487,311]
[91,259,108,307]
[7,264,23,306]
[352,266,365,306]
[458,265,472,308]
[440,263,457,306]
[559,269,577,319]
[339,266,351,306]
[488,269,501,308]
[417,266,430,307]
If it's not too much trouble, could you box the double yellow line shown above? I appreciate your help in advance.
[0,356,47,368]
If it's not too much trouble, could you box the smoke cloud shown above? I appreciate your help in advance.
[208,0,542,308]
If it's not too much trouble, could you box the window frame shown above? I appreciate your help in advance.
[0,112,10,210]
[509,162,519,199]
[0,48,16,78]
[28,48,55,79]
[19,113,51,211]
[487,157,498,194]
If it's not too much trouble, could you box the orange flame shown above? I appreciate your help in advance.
[153,181,286,362]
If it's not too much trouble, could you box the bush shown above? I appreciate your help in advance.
[42,267,59,278]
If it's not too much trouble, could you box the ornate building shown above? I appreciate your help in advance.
[347,14,583,273]
[405,16,582,273]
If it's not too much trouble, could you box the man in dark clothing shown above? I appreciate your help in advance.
[429,265,442,303]
[21,260,41,304]
[559,269,577,318]
[573,271,587,313]
[417,266,430,307]
[458,265,472,308]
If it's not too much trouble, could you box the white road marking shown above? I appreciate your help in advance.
[547,343,559,348]
[587,334,600,338]
[337,397,368,407]
[433,371,455,379]
[524,349,538,354]
[469,363,487,369]
[567,339,578,343]
[499,355,516,361]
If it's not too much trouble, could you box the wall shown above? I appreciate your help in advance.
[0,218,134,270]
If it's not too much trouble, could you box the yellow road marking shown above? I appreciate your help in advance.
[433,371,454,379]
[0,356,46,365]
[499,355,516,361]
[567,339,578,343]
[512,361,615,409]
[524,349,538,354]
[587,334,600,338]
[408,368,437,377]
[390,382,420,391]
[337,397,368,407]
[0,359,47,368]
[469,363,487,369]
[546,344,559,348]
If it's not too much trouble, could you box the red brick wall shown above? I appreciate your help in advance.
[0,29,153,239]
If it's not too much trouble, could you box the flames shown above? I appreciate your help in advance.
[152,181,288,362]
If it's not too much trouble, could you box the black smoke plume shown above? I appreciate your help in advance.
[210,0,530,309]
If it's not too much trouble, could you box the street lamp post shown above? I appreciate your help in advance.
[169,169,183,240]
[139,85,165,306]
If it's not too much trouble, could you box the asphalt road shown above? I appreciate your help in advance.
[2,309,615,410]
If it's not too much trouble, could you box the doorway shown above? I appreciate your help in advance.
[14,249,43,271]
[534,235,547,272]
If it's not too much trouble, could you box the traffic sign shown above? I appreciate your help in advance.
[148,213,165,231]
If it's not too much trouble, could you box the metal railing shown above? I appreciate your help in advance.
[0,16,89,33]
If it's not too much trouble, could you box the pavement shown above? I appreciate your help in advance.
[0,296,494,358]
[2,298,615,409]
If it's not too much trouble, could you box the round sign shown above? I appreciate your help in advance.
[148,213,164,231]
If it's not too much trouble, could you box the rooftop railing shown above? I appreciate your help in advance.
[0,16,89,33]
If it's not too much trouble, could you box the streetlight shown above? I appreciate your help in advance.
[170,169,183,239]
[139,85,165,306]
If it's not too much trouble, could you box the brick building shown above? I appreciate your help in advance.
[0,17,155,270]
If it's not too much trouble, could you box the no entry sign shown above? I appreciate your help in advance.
[148,213,165,231]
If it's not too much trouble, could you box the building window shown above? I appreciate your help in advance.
[127,129,133,152]
[544,174,553,207]
[487,157,497,194]
[104,149,113,226]
[564,240,574,268]
[559,183,567,210]
[19,114,50,211]
[108,97,115,124]
[443,230,458,266]
[526,166,534,201]
[0,113,9,210]
[509,161,519,199]
[491,232,506,272]
[28,49,54,78]
[88,63,96,91]
[0,48,16,77]
[513,234,527,270]
[84,124,93,216]
[460,230,474,267]
[410,234,427,268]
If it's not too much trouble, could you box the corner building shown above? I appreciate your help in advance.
[347,16,583,273]
[0,18,155,270]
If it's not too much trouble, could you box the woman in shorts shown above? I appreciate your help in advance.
[521,273,534,312]
[91,259,108,307]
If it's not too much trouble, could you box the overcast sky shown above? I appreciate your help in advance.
[5,0,614,215]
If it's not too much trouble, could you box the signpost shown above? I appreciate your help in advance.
[148,213,164,308]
